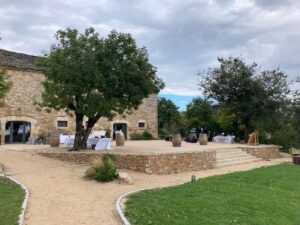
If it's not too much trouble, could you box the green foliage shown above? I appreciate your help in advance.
[84,157,118,182]
[185,97,215,129]
[102,153,116,162]
[126,164,300,225]
[0,177,25,225]
[158,97,182,133]
[84,167,97,180]
[130,131,154,140]
[37,27,164,150]
[200,57,291,141]
[95,159,118,182]
[0,66,11,106]
[158,128,169,139]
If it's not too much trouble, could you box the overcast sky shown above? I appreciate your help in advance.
[1,0,300,109]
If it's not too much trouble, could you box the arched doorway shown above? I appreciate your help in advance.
[5,121,31,144]
[113,123,127,140]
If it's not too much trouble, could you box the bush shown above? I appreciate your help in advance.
[158,128,169,139]
[95,159,118,182]
[84,156,118,182]
[102,153,116,162]
[84,167,97,180]
[130,131,154,140]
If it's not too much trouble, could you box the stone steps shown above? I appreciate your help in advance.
[215,148,261,168]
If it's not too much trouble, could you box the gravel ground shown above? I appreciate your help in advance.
[0,145,291,225]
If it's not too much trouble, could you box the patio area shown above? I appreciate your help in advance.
[0,144,291,225]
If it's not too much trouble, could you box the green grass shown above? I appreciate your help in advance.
[0,177,25,225]
[125,164,300,225]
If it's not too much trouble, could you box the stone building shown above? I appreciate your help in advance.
[0,49,158,144]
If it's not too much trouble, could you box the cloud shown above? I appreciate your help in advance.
[0,0,300,99]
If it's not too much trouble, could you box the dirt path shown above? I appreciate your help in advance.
[0,146,291,225]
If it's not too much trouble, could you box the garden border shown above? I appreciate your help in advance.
[116,182,185,225]
[5,175,30,225]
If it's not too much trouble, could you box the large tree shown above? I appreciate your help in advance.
[158,97,181,132]
[199,57,291,141]
[37,28,164,150]
[185,97,214,129]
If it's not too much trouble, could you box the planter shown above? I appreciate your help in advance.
[116,132,125,146]
[199,133,208,145]
[50,134,60,147]
[172,134,181,147]
[292,156,300,165]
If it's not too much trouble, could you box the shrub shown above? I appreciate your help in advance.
[95,159,118,182]
[130,131,154,140]
[158,128,169,139]
[84,156,118,182]
[84,167,97,180]
[102,153,116,162]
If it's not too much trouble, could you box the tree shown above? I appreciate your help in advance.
[0,67,11,106]
[158,97,181,133]
[199,57,291,141]
[185,97,214,129]
[37,28,164,150]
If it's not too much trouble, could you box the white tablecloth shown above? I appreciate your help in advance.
[62,136,110,149]
[95,138,111,150]
[213,135,235,144]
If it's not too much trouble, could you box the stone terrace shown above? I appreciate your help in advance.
[20,140,281,175]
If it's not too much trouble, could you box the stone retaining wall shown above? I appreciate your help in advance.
[38,151,216,175]
[240,146,281,160]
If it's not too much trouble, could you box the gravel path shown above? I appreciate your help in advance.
[0,146,291,225]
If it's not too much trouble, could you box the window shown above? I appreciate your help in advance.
[138,122,146,128]
[57,120,68,128]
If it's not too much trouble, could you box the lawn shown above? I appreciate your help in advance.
[125,164,300,225]
[0,177,25,225]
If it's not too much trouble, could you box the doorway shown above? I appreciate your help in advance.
[5,121,31,144]
[113,123,127,140]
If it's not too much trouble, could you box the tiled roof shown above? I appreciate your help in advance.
[0,49,42,71]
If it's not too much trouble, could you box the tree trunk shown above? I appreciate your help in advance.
[72,113,101,151]
[73,113,85,151]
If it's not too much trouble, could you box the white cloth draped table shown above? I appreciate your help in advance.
[95,138,111,150]
[213,135,235,144]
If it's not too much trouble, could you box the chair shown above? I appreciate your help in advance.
[248,132,259,145]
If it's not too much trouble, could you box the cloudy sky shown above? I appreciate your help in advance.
[1,0,300,110]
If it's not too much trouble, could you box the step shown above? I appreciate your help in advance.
[216,152,252,158]
[215,158,261,168]
[216,155,257,164]
[215,149,244,154]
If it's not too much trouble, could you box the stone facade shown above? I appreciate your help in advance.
[38,150,216,175]
[0,49,158,144]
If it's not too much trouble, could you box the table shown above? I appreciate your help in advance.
[95,138,112,150]
[213,135,235,144]
[62,135,110,149]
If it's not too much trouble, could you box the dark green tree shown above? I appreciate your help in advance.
[37,28,164,150]
[158,97,181,133]
[185,97,214,129]
[199,57,291,141]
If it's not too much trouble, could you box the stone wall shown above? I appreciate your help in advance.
[0,69,74,144]
[38,151,216,175]
[94,94,158,139]
[240,145,281,160]
[0,68,158,143]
